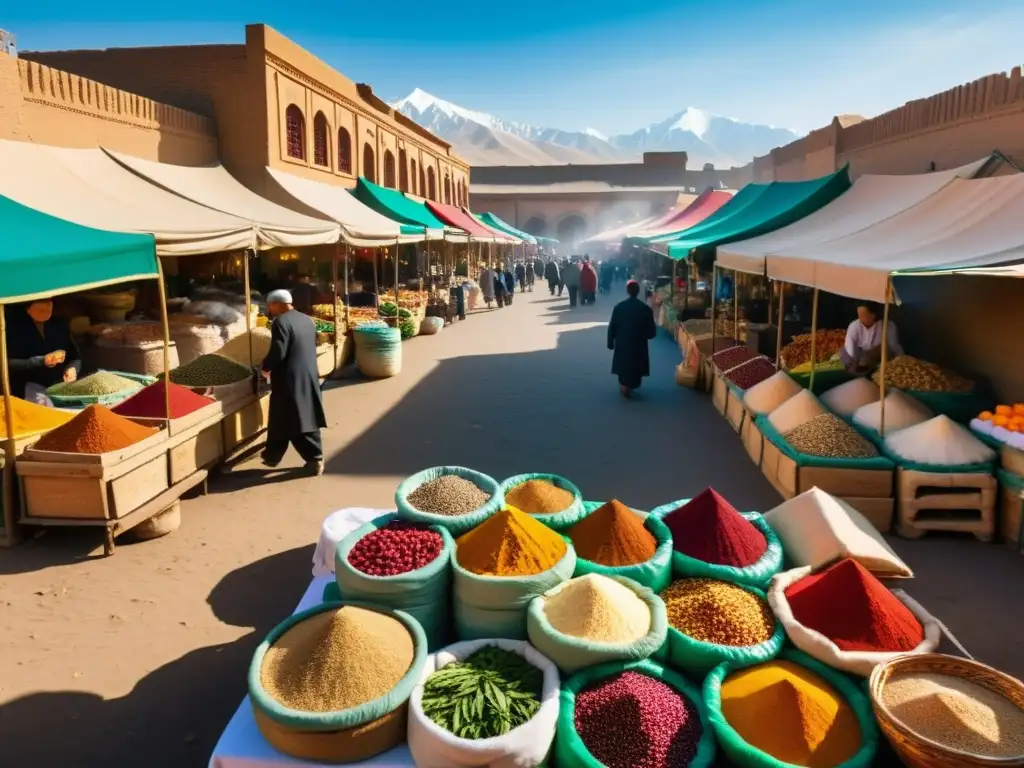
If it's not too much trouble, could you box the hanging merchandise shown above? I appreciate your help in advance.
[500,473,585,531]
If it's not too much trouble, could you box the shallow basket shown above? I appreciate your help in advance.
[869,653,1024,768]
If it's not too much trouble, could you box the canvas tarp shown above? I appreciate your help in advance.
[0,141,256,256]
[266,168,425,247]
[644,184,770,246]
[718,159,987,276]
[582,214,660,245]
[469,210,525,243]
[350,178,460,240]
[638,189,734,240]
[106,149,341,249]
[659,168,852,259]
[476,213,539,244]
[765,173,1024,302]
[426,201,512,242]
[0,192,156,304]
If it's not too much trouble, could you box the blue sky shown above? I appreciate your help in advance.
[6,0,1022,135]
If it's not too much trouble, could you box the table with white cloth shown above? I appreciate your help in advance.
[209,508,415,768]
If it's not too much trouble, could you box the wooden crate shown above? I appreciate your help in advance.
[222,393,271,453]
[997,470,1024,549]
[742,416,764,468]
[775,455,893,500]
[725,390,746,433]
[169,423,224,484]
[761,436,783,487]
[1001,445,1024,477]
[712,375,728,415]
[843,496,895,534]
[896,468,997,542]
[1,434,43,547]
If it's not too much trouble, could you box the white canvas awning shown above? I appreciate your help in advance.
[105,149,340,249]
[266,168,427,247]
[0,140,256,256]
[718,159,987,276]
[765,173,1024,302]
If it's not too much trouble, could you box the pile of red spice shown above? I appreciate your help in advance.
[784,557,924,652]
[33,404,157,454]
[348,521,444,576]
[112,380,214,419]
[662,488,767,567]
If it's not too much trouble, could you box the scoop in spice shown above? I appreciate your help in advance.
[661,489,767,567]
[566,500,656,566]
[544,574,651,643]
[505,478,574,515]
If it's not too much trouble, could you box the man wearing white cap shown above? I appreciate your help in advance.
[260,289,327,475]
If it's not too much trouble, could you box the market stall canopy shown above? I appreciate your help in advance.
[0,141,256,256]
[425,201,514,242]
[658,167,852,259]
[105,149,341,249]
[266,168,426,247]
[0,192,156,304]
[475,212,539,244]
[643,183,770,247]
[765,173,1024,302]
[349,178,459,240]
[718,158,988,276]
[638,189,735,239]
[468,210,524,242]
[584,214,661,245]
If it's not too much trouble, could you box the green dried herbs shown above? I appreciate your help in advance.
[420,646,543,740]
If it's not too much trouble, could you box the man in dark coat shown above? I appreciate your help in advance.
[515,262,526,293]
[544,259,560,295]
[607,280,656,398]
[261,289,328,475]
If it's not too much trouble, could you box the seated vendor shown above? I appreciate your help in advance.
[5,300,80,400]
[841,302,903,374]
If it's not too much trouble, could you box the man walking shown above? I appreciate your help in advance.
[562,258,582,308]
[260,289,327,475]
[544,259,560,296]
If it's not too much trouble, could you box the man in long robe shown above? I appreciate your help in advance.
[607,280,657,398]
[260,289,327,475]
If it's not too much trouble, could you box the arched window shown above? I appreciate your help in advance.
[363,144,376,183]
[427,167,436,200]
[398,149,409,192]
[456,180,463,206]
[338,128,352,174]
[443,174,452,204]
[420,166,427,197]
[411,160,418,194]
[313,111,329,167]
[383,149,396,188]
[285,104,305,160]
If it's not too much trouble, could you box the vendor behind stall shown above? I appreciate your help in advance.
[4,300,81,400]
[841,302,903,374]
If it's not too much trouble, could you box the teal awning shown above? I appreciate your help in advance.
[350,177,448,234]
[475,212,539,244]
[659,167,852,260]
[644,184,769,245]
[0,192,157,304]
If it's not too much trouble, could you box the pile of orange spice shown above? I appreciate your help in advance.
[33,404,157,454]
[567,500,656,566]
[456,507,566,576]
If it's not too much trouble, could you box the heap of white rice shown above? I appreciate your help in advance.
[820,377,880,416]
[885,415,997,466]
[768,390,827,433]
[853,390,932,433]
[744,370,803,415]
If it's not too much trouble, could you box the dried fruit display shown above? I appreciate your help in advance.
[712,346,758,372]
[725,357,777,390]
[872,355,974,393]
[780,329,846,369]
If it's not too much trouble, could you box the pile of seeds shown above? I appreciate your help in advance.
[725,357,777,390]
[783,413,879,459]
[168,353,252,387]
[882,672,1024,757]
[575,671,703,768]
[407,475,492,516]
[261,605,414,713]
[420,646,543,740]
[661,578,775,647]
[873,355,975,393]
[46,371,141,398]
[347,521,444,576]
[544,575,651,643]
[505,479,574,515]
[712,346,758,372]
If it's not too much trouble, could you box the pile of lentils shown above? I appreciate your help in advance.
[574,671,703,768]
[712,345,758,372]
[348,521,444,576]
[505,479,574,515]
[47,371,142,397]
[168,353,252,387]
[407,475,492,516]
[661,578,775,647]
[783,413,879,459]
[725,357,778,390]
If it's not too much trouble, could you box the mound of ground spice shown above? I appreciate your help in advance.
[544,574,651,643]
[0,396,73,439]
[567,500,656,566]
[721,660,861,767]
[785,557,924,652]
[505,479,574,515]
[261,605,414,713]
[112,380,214,419]
[662,489,767,567]
[662,578,775,647]
[455,507,566,576]
[33,405,157,454]
[575,671,703,768]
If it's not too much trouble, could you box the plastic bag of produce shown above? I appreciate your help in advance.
[767,566,941,677]
[499,473,584,531]
[334,513,454,650]
[704,649,880,768]
[396,466,504,537]
[571,501,673,593]
[555,658,716,768]
[526,575,668,674]
[406,638,560,768]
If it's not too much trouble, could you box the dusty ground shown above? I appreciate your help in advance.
[1,289,1022,767]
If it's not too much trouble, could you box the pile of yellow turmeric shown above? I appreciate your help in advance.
[0,397,74,439]
[456,506,566,576]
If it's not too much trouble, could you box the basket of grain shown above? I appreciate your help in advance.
[869,653,1024,767]
[395,466,504,536]
[249,600,428,763]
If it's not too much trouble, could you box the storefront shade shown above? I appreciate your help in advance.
[0,192,157,303]
[648,189,735,238]
[475,212,539,244]
[350,178,449,233]
[644,184,770,247]
[425,201,513,242]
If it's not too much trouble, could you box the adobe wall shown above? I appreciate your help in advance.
[0,52,216,163]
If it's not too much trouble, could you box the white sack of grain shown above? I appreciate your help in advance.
[853,389,931,434]
[768,390,826,433]
[884,414,997,466]
[217,328,274,367]
[821,377,880,416]
[744,370,803,415]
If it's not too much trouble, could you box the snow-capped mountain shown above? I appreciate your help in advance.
[391,88,800,168]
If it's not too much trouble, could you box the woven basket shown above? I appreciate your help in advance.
[355,326,402,378]
[869,653,1024,767]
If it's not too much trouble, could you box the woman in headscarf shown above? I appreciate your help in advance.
[607,280,656,398]
[5,300,80,400]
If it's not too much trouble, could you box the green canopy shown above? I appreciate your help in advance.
[0,192,157,304]
[350,178,448,234]
[660,167,852,260]
[475,212,540,245]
